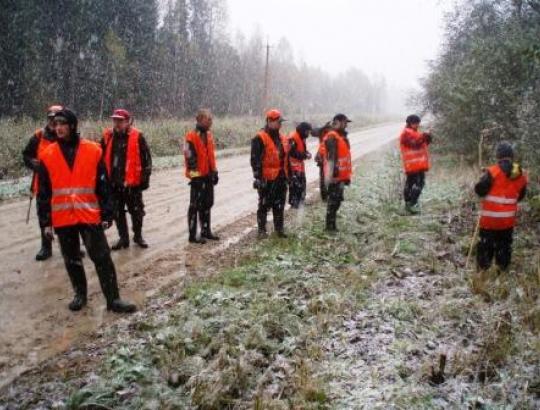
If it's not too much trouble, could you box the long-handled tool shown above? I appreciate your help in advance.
[25,173,36,225]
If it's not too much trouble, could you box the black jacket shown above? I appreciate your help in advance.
[37,134,113,228]
[100,128,152,189]
[325,129,350,178]
[474,160,527,200]
[251,126,287,180]
[22,126,57,172]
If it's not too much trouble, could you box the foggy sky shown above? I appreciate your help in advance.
[227,0,455,90]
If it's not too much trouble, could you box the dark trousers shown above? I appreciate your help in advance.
[404,172,425,205]
[477,228,514,271]
[112,187,145,242]
[319,165,328,201]
[188,177,214,239]
[289,172,307,208]
[257,177,287,233]
[56,224,120,304]
[326,182,345,230]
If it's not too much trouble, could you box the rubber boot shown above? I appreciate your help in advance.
[94,254,136,313]
[201,210,219,240]
[112,210,130,250]
[188,207,206,244]
[132,214,148,248]
[257,208,268,238]
[35,228,53,261]
[325,204,338,232]
[66,267,88,311]
[273,207,287,238]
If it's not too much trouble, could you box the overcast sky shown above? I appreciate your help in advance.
[227,0,456,90]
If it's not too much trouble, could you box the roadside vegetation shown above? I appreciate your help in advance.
[2,148,538,409]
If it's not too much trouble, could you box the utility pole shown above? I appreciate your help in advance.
[262,38,271,112]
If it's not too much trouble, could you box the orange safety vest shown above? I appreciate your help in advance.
[102,127,142,187]
[323,131,352,182]
[31,128,56,195]
[399,127,430,174]
[479,164,528,230]
[288,131,306,174]
[184,129,217,178]
[257,130,289,181]
[40,140,102,228]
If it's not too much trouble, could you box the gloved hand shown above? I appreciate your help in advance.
[253,179,266,190]
[189,170,201,179]
[315,152,322,166]
[102,220,113,230]
[211,172,219,186]
[43,226,54,241]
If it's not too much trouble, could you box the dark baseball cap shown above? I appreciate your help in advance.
[333,113,352,123]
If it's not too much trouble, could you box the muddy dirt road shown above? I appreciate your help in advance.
[0,123,400,386]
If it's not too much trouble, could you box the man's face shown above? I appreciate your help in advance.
[410,122,420,131]
[198,114,213,130]
[267,119,281,130]
[113,118,130,133]
[54,120,70,139]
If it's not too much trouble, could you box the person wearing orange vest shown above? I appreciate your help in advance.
[183,108,219,244]
[288,122,312,209]
[313,121,332,201]
[101,109,152,250]
[323,114,353,232]
[22,105,63,261]
[474,142,528,273]
[37,109,136,313]
[399,115,432,214]
[251,109,289,238]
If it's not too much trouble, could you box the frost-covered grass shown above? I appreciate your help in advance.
[3,148,537,408]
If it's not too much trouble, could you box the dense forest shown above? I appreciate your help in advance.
[0,0,387,119]
[420,0,540,170]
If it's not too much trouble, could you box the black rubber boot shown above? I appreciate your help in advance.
[201,210,219,240]
[112,210,130,250]
[188,207,206,243]
[68,294,87,311]
[273,207,287,238]
[66,267,88,311]
[107,299,137,313]
[35,228,53,261]
[325,205,338,232]
[132,215,148,248]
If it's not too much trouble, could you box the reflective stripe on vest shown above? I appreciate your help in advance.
[51,202,100,211]
[52,187,96,196]
[479,210,517,218]
[484,195,518,205]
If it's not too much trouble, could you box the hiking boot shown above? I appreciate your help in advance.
[111,238,129,250]
[107,299,137,313]
[68,294,87,311]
